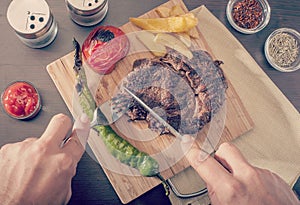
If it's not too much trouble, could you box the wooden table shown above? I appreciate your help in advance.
[0,0,299,204]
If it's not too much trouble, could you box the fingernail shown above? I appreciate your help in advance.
[80,113,90,124]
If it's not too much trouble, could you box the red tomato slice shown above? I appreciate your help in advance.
[82,25,130,74]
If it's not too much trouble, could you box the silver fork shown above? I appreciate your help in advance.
[90,95,131,127]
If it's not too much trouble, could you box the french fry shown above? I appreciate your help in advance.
[175,32,191,47]
[129,13,198,33]
[187,27,200,39]
[130,3,200,57]
[136,31,167,56]
[169,5,200,39]
[169,5,185,16]
[154,33,193,59]
[155,6,171,18]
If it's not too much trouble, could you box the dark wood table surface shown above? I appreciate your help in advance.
[0,0,299,204]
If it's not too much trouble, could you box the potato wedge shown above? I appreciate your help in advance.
[154,33,193,59]
[169,5,185,16]
[129,13,198,33]
[175,32,191,47]
[169,5,200,39]
[155,6,171,18]
[136,31,167,56]
[188,27,200,39]
[171,5,200,39]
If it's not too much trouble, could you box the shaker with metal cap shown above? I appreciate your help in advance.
[7,0,58,48]
[66,0,108,26]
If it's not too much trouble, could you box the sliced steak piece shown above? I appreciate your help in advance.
[117,49,227,135]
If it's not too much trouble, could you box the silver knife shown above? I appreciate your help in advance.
[124,87,183,140]
[124,87,217,156]
[124,87,213,198]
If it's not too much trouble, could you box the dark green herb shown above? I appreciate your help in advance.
[268,32,299,67]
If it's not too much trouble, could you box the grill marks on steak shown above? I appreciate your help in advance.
[122,49,227,135]
[163,50,227,117]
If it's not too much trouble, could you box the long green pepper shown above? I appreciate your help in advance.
[72,38,169,194]
[93,125,159,176]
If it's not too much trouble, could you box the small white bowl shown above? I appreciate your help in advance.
[264,28,300,72]
[226,0,271,34]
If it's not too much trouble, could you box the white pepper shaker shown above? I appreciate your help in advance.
[7,0,58,48]
[65,0,108,26]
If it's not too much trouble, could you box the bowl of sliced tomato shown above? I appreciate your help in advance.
[1,81,42,120]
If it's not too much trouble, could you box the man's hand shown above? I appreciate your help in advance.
[182,136,299,205]
[0,113,90,205]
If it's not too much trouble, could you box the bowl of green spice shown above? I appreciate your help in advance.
[265,28,300,72]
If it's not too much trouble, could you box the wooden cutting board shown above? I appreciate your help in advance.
[47,0,254,203]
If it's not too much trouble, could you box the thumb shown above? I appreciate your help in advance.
[72,113,90,149]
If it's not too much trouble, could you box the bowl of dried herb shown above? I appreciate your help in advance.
[265,28,300,72]
[226,0,271,34]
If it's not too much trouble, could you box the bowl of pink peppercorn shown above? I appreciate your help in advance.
[226,0,271,34]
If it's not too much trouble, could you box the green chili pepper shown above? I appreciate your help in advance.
[72,38,169,195]
[93,125,160,176]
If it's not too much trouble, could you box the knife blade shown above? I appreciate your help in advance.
[124,87,217,156]
[124,87,183,140]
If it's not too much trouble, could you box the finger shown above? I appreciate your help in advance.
[39,114,72,147]
[65,188,72,205]
[182,136,233,188]
[63,113,90,163]
[23,137,38,143]
[181,135,214,162]
[214,142,250,175]
[181,135,197,155]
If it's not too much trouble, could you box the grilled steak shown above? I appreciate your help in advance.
[119,49,227,135]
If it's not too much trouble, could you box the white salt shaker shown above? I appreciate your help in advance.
[7,0,58,48]
[65,0,108,26]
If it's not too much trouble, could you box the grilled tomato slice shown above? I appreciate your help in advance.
[82,25,130,74]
